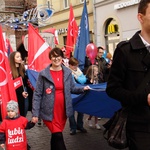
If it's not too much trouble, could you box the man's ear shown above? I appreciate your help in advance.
[137,13,144,24]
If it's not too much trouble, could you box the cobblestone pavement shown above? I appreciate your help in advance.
[0,112,123,150]
[26,112,117,150]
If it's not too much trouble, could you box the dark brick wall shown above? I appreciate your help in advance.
[4,0,37,13]
[3,0,37,51]
[24,0,37,10]
[5,0,24,13]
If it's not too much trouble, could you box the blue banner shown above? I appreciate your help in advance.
[26,69,39,88]
[27,69,121,118]
[74,0,90,70]
[72,83,121,118]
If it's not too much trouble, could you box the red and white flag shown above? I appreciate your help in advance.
[66,4,78,58]
[28,24,52,72]
[43,28,59,45]
[0,26,17,119]
[13,77,23,90]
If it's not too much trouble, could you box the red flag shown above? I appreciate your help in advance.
[13,77,23,90]
[66,5,78,58]
[0,26,17,119]
[6,39,13,56]
[43,28,59,45]
[28,24,52,71]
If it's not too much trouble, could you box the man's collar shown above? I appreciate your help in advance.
[139,34,150,47]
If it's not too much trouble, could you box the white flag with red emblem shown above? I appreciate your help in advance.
[0,26,17,119]
[43,28,59,45]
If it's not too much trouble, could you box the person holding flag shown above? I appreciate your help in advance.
[9,51,29,117]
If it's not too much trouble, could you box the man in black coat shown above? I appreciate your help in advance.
[106,0,150,149]
[95,46,110,82]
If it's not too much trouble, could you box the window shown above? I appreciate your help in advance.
[63,36,67,46]
[64,0,69,9]
[89,32,93,43]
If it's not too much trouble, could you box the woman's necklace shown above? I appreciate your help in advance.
[50,66,62,82]
[57,72,60,81]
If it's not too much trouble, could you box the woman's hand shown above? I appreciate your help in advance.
[0,144,5,149]
[22,91,28,98]
[32,117,38,123]
[83,85,90,91]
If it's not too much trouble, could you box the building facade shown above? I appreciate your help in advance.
[0,0,142,58]
[37,0,94,49]
[93,0,141,56]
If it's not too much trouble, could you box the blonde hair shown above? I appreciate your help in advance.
[86,65,99,84]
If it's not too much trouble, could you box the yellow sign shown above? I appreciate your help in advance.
[108,24,115,34]
[108,24,118,34]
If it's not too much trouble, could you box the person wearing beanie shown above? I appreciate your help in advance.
[0,100,35,150]
[6,100,19,117]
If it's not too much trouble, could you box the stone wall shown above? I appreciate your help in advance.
[4,0,37,13]
[2,0,37,51]
[5,0,24,14]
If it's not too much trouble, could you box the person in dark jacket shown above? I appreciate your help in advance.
[9,51,29,117]
[106,0,150,149]
[32,47,90,150]
[95,46,110,82]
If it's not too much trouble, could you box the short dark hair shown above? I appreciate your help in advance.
[69,57,79,66]
[138,0,150,14]
[49,47,64,59]
[97,46,104,52]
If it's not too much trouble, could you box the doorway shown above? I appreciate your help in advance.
[105,18,120,56]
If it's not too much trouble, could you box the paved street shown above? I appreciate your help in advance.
[0,112,121,150]
[25,112,117,150]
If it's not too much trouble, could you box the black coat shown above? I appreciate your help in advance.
[16,71,33,116]
[106,31,150,132]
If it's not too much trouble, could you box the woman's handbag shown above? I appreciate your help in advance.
[103,108,128,149]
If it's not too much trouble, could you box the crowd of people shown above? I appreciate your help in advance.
[1,0,150,149]
[0,43,111,150]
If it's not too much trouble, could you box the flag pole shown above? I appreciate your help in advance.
[20,77,25,92]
